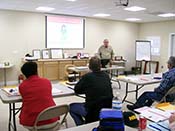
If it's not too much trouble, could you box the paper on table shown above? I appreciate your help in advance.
[148,120,170,131]
[135,107,171,122]
[156,102,175,113]
[52,88,63,94]
[124,77,139,81]
[2,86,20,96]
[134,106,150,113]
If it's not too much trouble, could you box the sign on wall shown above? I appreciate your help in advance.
[136,40,151,61]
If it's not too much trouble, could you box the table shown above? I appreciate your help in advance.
[60,121,151,131]
[68,65,125,76]
[68,65,125,89]
[0,83,74,131]
[116,73,162,104]
[0,64,14,86]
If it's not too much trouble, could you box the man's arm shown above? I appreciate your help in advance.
[98,46,102,59]
[111,48,114,60]
[154,72,175,94]
[74,76,86,94]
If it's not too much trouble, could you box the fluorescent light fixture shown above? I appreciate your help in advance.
[66,0,77,1]
[158,13,175,17]
[93,13,111,17]
[125,18,141,21]
[124,6,146,12]
[36,6,55,12]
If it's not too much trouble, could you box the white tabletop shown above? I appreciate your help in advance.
[68,65,125,73]
[0,83,74,104]
[112,60,126,64]
[60,121,151,131]
[0,64,14,69]
[116,73,162,86]
[101,65,125,71]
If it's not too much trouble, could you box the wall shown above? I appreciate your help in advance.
[65,18,139,68]
[0,10,45,85]
[0,10,139,84]
[139,20,175,72]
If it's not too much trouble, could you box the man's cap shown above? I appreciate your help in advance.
[123,111,139,128]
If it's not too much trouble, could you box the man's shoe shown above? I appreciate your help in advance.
[127,104,136,111]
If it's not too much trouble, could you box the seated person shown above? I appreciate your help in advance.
[69,56,113,126]
[19,62,58,129]
[127,56,175,111]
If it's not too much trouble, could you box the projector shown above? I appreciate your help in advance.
[115,0,129,7]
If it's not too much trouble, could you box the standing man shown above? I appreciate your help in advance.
[69,57,113,126]
[98,39,114,68]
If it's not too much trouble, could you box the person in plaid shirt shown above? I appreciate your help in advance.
[127,56,175,111]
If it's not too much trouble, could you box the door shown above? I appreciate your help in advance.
[169,33,175,56]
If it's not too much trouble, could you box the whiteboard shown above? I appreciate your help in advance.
[136,40,151,61]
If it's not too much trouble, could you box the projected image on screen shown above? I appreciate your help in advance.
[46,15,85,49]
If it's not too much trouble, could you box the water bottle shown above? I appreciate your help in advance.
[112,91,122,110]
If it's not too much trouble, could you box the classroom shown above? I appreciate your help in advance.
[0,0,175,131]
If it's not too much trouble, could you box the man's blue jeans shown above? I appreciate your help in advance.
[69,103,87,126]
[135,91,163,107]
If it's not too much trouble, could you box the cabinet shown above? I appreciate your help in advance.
[37,61,43,77]
[31,59,89,80]
[58,60,72,80]
[73,60,87,66]
[43,62,59,80]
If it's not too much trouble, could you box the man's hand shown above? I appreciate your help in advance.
[169,113,175,123]
[109,60,113,67]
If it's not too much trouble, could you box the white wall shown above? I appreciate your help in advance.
[139,20,175,72]
[65,18,139,68]
[0,10,139,84]
[0,10,45,84]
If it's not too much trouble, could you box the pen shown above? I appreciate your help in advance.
[149,124,161,131]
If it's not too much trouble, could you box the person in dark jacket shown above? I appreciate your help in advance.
[69,56,113,126]
[127,56,175,111]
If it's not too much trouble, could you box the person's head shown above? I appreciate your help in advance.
[167,56,175,69]
[103,39,109,48]
[21,61,38,78]
[89,56,101,72]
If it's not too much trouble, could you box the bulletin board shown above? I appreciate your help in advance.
[136,40,151,61]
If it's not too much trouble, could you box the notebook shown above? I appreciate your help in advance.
[155,102,175,113]
[148,120,170,131]
[2,86,20,96]
[134,106,171,122]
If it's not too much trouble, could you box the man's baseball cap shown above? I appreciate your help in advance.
[123,111,139,128]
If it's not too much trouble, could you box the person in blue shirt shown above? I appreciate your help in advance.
[127,56,175,111]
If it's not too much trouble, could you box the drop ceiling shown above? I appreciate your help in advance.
[0,0,175,23]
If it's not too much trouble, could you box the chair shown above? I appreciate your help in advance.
[64,64,79,81]
[27,104,69,131]
[159,86,175,103]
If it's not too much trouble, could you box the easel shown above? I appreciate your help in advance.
[136,60,159,74]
